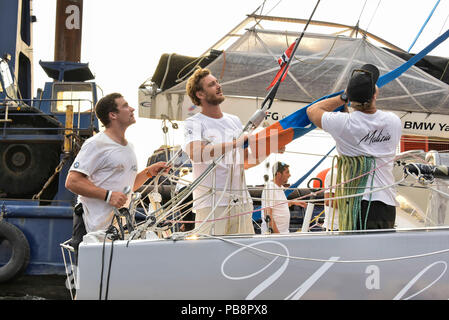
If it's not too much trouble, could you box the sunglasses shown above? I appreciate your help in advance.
[273,162,288,175]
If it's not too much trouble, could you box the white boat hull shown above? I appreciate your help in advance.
[75,228,449,300]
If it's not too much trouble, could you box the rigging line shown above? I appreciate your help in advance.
[439,12,449,35]
[158,8,327,219]
[169,173,410,236]
[171,203,254,226]
[138,148,186,197]
[364,0,382,33]
[252,178,405,215]
[168,194,314,233]
[285,145,335,197]
[245,0,321,121]
[402,182,449,188]
[152,148,235,222]
[254,32,313,98]
[286,149,416,204]
[134,191,212,230]
[252,184,382,193]
[201,233,449,264]
[440,58,449,82]
[369,44,430,113]
[309,173,403,204]
[285,33,342,65]
[379,20,449,88]
[262,154,407,210]
[259,0,266,14]
[161,159,233,212]
[251,0,283,29]
[187,179,400,237]
[284,150,336,157]
[159,171,243,217]
[150,153,236,232]
[427,185,449,199]
[356,0,368,27]
[408,0,441,53]
[185,165,238,234]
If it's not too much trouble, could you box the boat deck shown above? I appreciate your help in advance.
[395,207,426,229]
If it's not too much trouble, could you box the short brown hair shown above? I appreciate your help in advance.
[272,161,289,177]
[186,68,210,106]
[350,101,372,111]
[95,93,122,127]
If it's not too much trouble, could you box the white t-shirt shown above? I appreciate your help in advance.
[261,181,290,234]
[183,112,252,211]
[69,132,138,232]
[322,110,401,206]
[323,169,339,230]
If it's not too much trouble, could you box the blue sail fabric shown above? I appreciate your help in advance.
[379,28,449,87]
[407,0,441,53]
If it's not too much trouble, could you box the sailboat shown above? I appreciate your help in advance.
[65,2,449,299]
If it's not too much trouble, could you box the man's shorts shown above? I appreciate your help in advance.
[358,200,396,230]
[70,203,87,263]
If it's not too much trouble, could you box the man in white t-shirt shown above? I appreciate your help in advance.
[183,68,266,235]
[261,162,307,234]
[307,64,402,230]
[65,93,167,257]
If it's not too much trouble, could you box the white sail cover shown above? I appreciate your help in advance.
[139,29,449,122]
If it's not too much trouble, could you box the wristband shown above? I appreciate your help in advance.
[105,190,112,203]
[146,169,153,178]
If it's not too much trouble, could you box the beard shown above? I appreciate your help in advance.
[205,92,225,105]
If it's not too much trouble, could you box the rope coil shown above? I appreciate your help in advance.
[113,149,428,240]
[334,155,375,231]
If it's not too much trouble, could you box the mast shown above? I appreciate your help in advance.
[54,0,83,62]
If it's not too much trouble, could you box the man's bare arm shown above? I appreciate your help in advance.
[324,192,338,209]
[133,162,169,191]
[306,96,346,129]
[65,171,127,208]
[265,208,279,233]
[185,134,248,162]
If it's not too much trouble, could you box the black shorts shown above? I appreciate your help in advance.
[70,203,87,263]
[357,200,396,230]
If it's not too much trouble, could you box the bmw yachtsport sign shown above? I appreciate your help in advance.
[394,111,449,139]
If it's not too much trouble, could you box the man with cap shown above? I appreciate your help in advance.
[261,162,307,234]
[306,64,402,230]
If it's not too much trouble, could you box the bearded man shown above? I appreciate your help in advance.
[183,68,255,235]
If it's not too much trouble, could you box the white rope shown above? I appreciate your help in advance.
[427,185,449,199]
[176,160,235,237]
[199,232,449,264]
[133,147,431,238]
[251,178,406,216]
[145,152,414,234]
[167,177,406,241]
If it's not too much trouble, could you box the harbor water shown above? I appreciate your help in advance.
[0,275,70,300]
